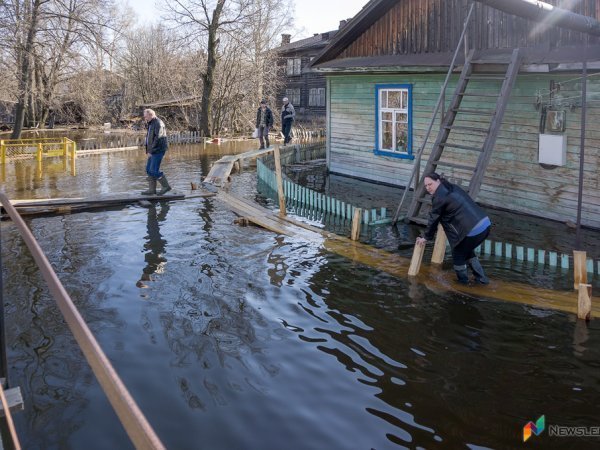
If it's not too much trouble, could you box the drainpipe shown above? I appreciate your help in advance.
[475,0,600,36]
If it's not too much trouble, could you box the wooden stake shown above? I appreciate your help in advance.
[577,283,592,321]
[273,146,286,217]
[408,240,426,277]
[573,250,587,290]
[431,224,447,264]
[351,208,362,241]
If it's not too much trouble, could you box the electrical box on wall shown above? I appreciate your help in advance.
[539,133,567,166]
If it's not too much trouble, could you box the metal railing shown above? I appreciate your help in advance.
[0,193,165,450]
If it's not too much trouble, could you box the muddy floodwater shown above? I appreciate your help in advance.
[1,143,600,449]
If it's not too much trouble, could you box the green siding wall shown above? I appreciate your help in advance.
[328,73,600,228]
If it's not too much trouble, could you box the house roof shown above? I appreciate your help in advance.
[278,30,339,54]
[140,95,201,108]
[311,0,600,68]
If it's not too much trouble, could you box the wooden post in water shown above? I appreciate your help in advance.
[578,284,592,321]
[351,208,362,241]
[273,146,286,217]
[431,224,447,264]
[573,250,587,290]
[408,241,425,277]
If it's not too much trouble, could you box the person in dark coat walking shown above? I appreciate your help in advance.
[281,97,295,145]
[255,99,274,149]
[142,108,171,196]
[416,172,491,284]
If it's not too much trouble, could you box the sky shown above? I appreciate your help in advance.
[126,0,367,38]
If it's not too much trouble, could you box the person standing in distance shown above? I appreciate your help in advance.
[256,99,274,149]
[142,108,171,196]
[281,97,295,145]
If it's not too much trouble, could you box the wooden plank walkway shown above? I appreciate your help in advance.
[204,147,276,186]
[212,188,598,317]
[5,191,214,217]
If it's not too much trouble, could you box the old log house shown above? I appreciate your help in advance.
[311,0,600,228]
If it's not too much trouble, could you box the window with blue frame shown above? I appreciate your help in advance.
[375,84,413,159]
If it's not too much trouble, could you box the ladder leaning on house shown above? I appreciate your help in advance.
[404,47,522,225]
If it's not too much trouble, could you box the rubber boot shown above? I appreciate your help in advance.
[157,175,172,195]
[468,257,489,285]
[141,177,157,195]
[454,264,470,285]
[265,136,270,148]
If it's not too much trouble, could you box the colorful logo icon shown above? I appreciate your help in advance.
[523,415,546,442]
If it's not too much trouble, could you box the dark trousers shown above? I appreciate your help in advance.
[259,126,270,148]
[146,152,165,179]
[282,120,293,144]
[451,226,490,266]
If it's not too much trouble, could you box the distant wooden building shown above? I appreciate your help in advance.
[311,0,600,228]
[277,26,346,126]
[139,96,202,131]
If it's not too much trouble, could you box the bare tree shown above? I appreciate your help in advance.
[0,0,121,137]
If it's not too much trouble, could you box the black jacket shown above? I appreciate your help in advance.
[146,117,168,154]
[423,182,487,248]
[256,107,274,128]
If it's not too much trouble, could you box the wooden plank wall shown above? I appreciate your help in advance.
[328,73,600,228]
[339,0,600,58]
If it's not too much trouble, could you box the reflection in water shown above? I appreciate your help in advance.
[1,144,599,449]
[137,202,170,290]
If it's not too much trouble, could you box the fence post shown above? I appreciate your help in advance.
[0,140,5,165]
[578,284,592,321]
[431,224,447,264]
[351,208,362,241]
[273,146,286,217]
[408,241,426,276]
[63,137,68,158]
[574,250,587,290]
[37,143,43,162]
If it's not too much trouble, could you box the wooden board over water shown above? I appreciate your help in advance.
[4,191,214,217]
[205,147,275,186]
[214,189,599,317]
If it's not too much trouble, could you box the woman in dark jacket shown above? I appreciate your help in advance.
[416,172,491,284]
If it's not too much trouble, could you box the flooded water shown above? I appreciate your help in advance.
[1,143,600,449]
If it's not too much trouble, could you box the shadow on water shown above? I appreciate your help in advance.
[0,144,599,449]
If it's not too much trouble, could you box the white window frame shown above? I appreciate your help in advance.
[286,58,302,76]
[309,88,326,107]
[375,84,413,159]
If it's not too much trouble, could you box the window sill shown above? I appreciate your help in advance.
[374,149,414,160]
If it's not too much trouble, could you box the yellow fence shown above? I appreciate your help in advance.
[0,137,77,164]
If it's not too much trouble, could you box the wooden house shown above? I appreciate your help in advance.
[277,27,344,126]
[311,0,600,228]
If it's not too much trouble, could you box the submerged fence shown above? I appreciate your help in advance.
[257,143,391,232]
[475,238,600,276]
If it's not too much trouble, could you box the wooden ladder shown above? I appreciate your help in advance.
[406,48,522,225]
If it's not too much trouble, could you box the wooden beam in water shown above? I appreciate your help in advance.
[431,224,447,265]
[217,190,598,317]
[351,208,362,241]
[573,250,587,290]
[408,242,425,277]
[578,284,592,321]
